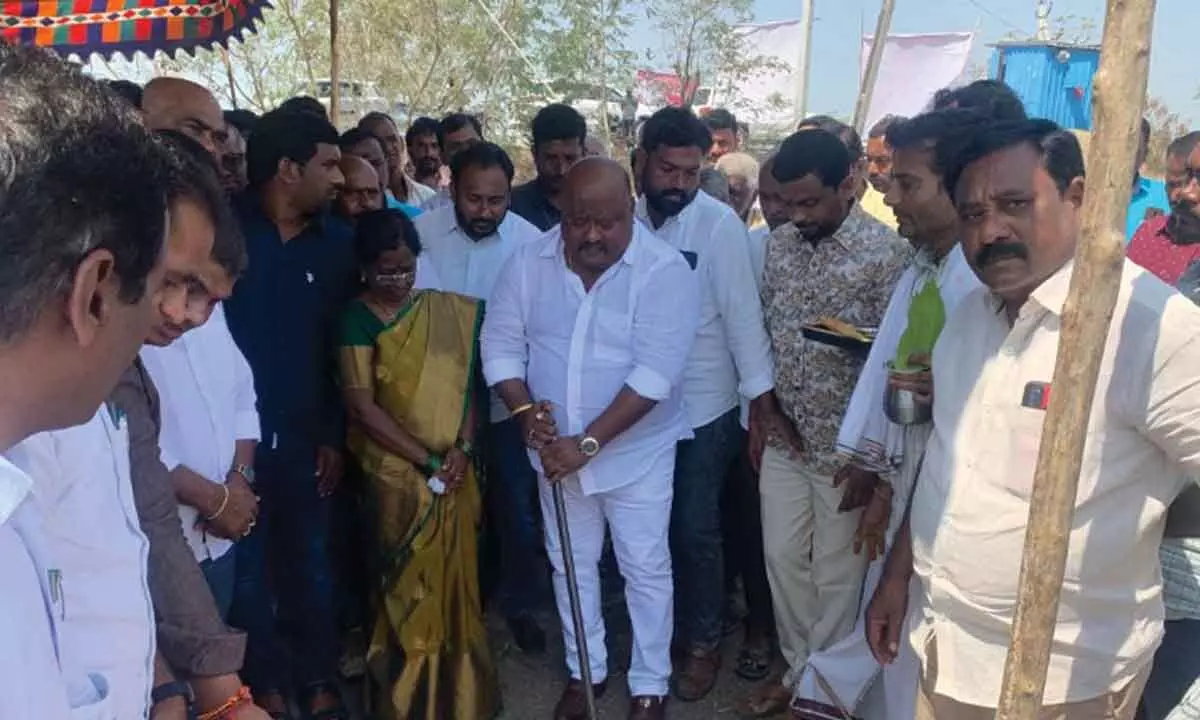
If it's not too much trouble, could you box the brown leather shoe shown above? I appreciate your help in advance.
[553,678,607,720]
[672,646,721,701]
[628,695,668,720]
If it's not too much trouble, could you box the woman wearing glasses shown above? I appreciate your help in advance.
[338,209,499,719]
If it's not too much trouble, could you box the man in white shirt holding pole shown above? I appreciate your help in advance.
[482,158,700,720]
[633,106,775,702]
[868,119,1200,718]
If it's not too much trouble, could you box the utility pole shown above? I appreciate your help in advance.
[852,0,896,133]
[793,0,814,124]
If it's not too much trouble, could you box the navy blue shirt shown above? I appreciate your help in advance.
[224,194,357,451]
[509,179,560,232]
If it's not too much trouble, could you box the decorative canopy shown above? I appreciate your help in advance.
[1,0,271,61]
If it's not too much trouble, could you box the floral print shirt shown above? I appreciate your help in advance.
[762,203,912,475]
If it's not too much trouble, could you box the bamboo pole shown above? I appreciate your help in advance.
[994,1,1156,717]
[328,0,342,126]
[851,0,895,133]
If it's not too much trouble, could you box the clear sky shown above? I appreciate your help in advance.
[631,0,1199,124]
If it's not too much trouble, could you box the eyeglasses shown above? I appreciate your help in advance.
[373,269,415,285]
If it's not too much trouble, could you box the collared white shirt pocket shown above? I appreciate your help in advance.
[68,673,117,720]
[591,307,633,364]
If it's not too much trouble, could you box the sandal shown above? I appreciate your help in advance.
[300,682,349,720]
[735,642,772,681]
[737,677,792,718]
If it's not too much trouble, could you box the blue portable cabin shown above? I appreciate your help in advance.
[987,41,1100,131]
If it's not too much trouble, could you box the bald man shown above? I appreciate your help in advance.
[482,158,702,720]
[142,77,226,156]
[337,155,442,291]
[336,155,385,219]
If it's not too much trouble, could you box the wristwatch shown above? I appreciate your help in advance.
[151,680,193,707]
[578,435,601,458]
[230,463,255,486]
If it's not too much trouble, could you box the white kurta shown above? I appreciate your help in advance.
[481,223,701,695]
[9,407,155,720]
[792,244,980,719]
[140,304,260,564]
[0,452,119,720]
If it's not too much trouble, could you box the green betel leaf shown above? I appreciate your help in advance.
[893,279,946,371]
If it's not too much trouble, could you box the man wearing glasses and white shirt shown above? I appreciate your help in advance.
[482,158,700,720]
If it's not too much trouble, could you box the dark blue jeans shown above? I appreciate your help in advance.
[229,444,339,693]
[485,417,546,619]
[1142,618,1200,719]
[671,408,744,651]
[200,549,237,621]
[228,508,287,694]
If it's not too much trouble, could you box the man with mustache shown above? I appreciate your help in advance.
[339,127,422,218]
[1128,131,1200,285]
[510,103,587,232]
[405,116,445,191]
[358,112,437,209]
[789,109,983,718]
[1126,130,1200,720]
[412,141,547,653]
[869,118,1200,718]
[223,107,354,719]
[482,157,700,720]
[634,107,776,703]
[744,128,910,718]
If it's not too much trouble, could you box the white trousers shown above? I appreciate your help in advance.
[760,445,869,684]
[538,446,675,697]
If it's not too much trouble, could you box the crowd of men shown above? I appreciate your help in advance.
[3,37,1200,720]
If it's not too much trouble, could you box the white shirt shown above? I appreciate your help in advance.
[0,453,118,720]
[414,256,443,291]
[10,407,155,720]
[739,225,771,430]
[140,305,260,564]
[416,203,543,422]
[637,191,773,428]
[414,203,542,301]
[481,223,701,495]
[910,259,1200,707]
[404,179,437,207]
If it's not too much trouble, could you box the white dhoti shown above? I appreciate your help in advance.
[539,443,675,697]
[791,246,979,719]
[791,425,928,720]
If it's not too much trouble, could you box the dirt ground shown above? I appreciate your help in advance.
[489,606,755,720]
[344,602,763,720]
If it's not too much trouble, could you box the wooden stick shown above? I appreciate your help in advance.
[852,0,896,133]
[328,0,342,125]
[995,0,1156,717]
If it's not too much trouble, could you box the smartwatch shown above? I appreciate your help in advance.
[151,680,193,707]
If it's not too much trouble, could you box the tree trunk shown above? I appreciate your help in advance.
[994,0,1156,717]
[329,0,342,126]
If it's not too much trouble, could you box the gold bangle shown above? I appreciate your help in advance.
[510,402,535,417]
[205,483,231,521]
